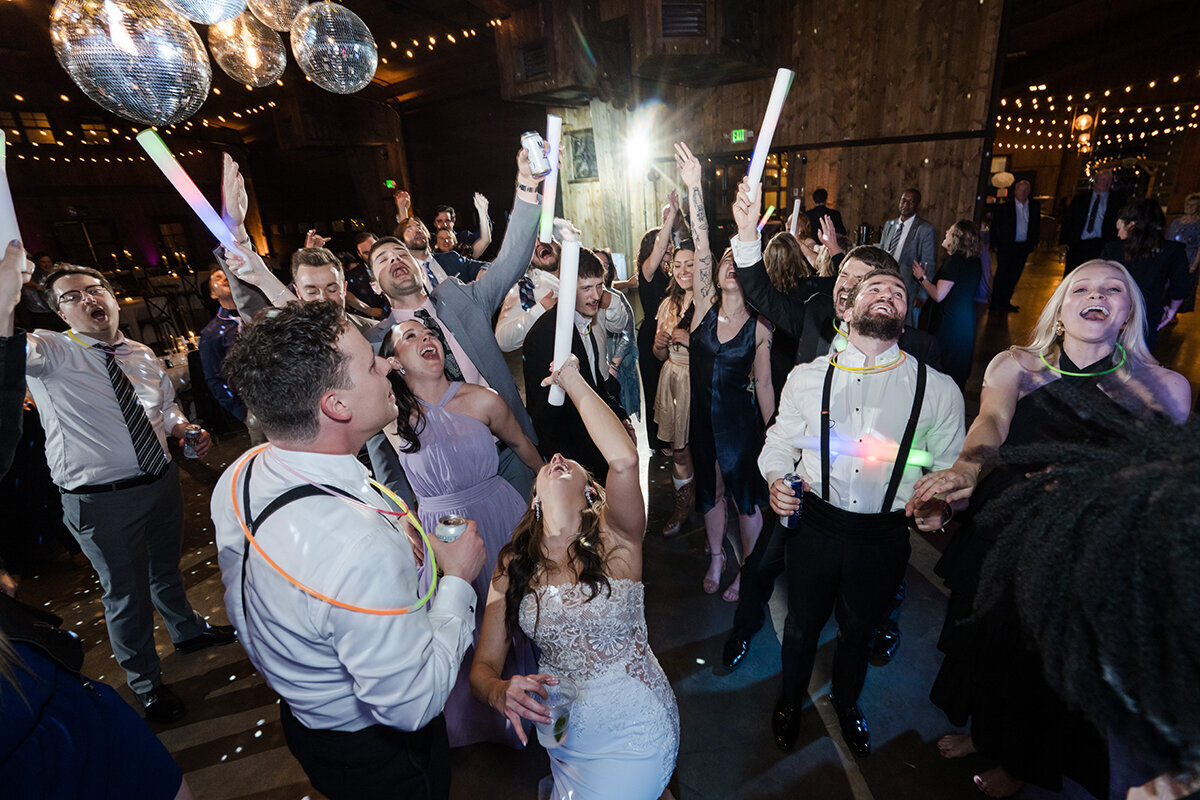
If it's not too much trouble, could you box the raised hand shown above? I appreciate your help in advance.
[674,142,702,188]
[224,243,273,287]
[473,192,489,217]
[221,154,249,238]
[818,215,841,254]
[0,240,30,318]
[304,229,331,249]
[732,177,762,237]
[394,189,411,218]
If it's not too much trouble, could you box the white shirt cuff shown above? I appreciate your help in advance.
[432,575,478,623]
[731,234,762,269]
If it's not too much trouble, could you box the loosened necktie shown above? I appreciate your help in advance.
[94,343,169,476]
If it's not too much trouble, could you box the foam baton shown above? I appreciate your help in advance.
[745,68,795,191]
[136,129,239,251]
[792,435,933,468]
[548,237,581,406]
[539,114,563,243]
[0,134,22,249]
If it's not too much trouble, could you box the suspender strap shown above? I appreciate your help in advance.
[819,360,836,502]
[880,358,927,513]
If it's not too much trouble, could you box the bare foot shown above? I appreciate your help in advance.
[974,767,1025,798]
[938,732,977,758]
[703,553,724,594]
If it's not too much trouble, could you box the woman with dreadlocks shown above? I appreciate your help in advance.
[909,259,1191,798]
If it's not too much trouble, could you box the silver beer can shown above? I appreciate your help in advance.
[434,515,468,543]
[183,424,203,459]
[521,131,552,178]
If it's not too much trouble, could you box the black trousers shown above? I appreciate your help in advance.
[991,244,1034,309]
[1064,238,1105,275]
[779,495,910,707]
[279,701,450,800]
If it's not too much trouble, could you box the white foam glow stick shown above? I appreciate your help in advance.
[548,238,580,406]
[538,114,563,243]
[0,134,22,249]
[136,129,239,250]
[788,199,801,236]
[745,68,795,192]
[792,435,933,468]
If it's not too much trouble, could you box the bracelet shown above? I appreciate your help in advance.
[516,182,539,194]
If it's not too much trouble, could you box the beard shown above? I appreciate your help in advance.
[852,309,904,341]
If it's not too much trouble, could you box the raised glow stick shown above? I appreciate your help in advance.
[548,237,580,406]
[539,114,563,243]
[757,204,775,232]
[792,435,933,468]
[745,68,795,192]
[0,134,22,249]
[136,129,239,251]
[788,200,801,236]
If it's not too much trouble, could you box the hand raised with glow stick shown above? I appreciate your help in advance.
[0,239,30,323]
[732,176,762,240]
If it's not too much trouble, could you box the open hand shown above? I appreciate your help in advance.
[674,142,702,188]
[911,466,977,505]
[663,189,681,225]
[304,229,331,249]
[473,192,489,216]
[394,190,411,217]
[491,673,559,746]
[819,216,841,254]
[221,154,249,233]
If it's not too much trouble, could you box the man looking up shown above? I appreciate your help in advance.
[198,268,263,443]
[213,300,486,800]
[0,243,235,723]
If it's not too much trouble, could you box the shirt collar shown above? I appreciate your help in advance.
[836,339,901,369]
[390,297,436,324]
[69,329,128,351]
[574,311,594,335]
[261,445,373,492]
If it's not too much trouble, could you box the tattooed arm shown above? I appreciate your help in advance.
[675,142,713,330]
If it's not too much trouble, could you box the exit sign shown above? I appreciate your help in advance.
[731,129,748,143]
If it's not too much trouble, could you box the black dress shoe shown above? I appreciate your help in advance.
[829,693,870,756]
[140,684,187,723]
[722,632,752,671]
[772,697,801,751]
[175,624,237,654]
[869,629,901,667]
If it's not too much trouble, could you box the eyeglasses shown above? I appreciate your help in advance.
[57,285,110,305]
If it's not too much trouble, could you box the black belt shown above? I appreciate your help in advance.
[62,469,170,495]
[800,493,908,545]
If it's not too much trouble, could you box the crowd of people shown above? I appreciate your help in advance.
[0,137,1197,800]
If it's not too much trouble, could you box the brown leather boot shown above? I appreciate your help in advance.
[662,479,695,537]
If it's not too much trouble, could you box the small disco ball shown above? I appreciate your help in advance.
[208,11,286,88]
[160,0,246,25]
[50,0,211,127]
[247,0,308,32]
[290,2,376,95]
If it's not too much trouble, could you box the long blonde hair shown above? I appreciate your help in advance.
[1018,259,1156,373]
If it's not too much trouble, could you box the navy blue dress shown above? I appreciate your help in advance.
[929,253,982,388]
[689,306,769,514]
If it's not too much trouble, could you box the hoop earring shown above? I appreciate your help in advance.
[1054,319,1064,337]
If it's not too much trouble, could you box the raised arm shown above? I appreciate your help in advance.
[0,240,29,338]
[470,193,492,259]
[676,143,713,330]
[218,154,272,317]
[224,245,297,309]
[911,260,954,302]
[728,177,809,338]
[640,191,679,282]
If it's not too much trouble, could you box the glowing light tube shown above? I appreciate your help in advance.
[548,238,580,406]
[792,435,933,468]
[136,130,239,251]
[788,201,801,236]
[0,134,22,250]
[745,69,795,192]
[539,114,563,243]
[757,204,775,232]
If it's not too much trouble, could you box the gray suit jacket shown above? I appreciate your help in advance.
[879,215,936,320]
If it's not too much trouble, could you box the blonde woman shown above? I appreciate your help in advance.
[911,220,983,388]
[652,242,695,537]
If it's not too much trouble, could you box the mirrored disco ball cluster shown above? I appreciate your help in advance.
[161,0,246,25]
[247,0,309,32]
[290,2,377,94]
[50,0,212,127]
[208,11,286,88]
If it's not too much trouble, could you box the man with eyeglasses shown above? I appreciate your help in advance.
[0,245,237,722]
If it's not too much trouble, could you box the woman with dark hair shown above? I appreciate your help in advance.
[470,355,678,800]
[911,259,1190,797]
[380,319,542,748]
[637,193,682,453]
[912,220,983,388]
[760,231,831,410]
[1101,198,1190,350]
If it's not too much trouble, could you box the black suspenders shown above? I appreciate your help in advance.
[819,355,928,512]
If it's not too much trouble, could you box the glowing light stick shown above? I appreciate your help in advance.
[745,68,795,192]
[539,114,563,243]
[788,201,801,236]
[548,237,580,406]
[136,129,239,251]
[757,204,775,232]
[0,134,22,249]
[792,435,933,468]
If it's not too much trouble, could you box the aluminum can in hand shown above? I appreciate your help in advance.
[434,515,468,543]
[521,131,552,178]
[183,425,203,459]
[780,473,804,529]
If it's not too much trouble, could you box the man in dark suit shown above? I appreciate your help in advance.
[806,188,846,237]
[522,248,630,482]
[877,189,937,326]
[1060,169,1125,275]
[990,180,1042,313]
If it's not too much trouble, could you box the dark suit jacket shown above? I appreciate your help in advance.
[522,305,626,481]
[992,198,1042,251]
[0,333,25,479]
[1061,189,1126,246]
[806,205,846,236]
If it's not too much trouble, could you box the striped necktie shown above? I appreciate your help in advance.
[422,261,440,289]
[94,343,169,476]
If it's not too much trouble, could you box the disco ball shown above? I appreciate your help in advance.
[208,11,286,88]
[160,0,246,25]
[290,2,377,95]
[50,0,211,127]
[248,0,308,32]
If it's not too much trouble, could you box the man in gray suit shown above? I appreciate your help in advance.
[878,188,936,326]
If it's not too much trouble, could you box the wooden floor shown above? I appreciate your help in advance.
[10,246,1198,799]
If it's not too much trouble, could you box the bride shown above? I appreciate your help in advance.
[470,355,679,800]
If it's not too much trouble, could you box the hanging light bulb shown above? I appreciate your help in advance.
[161,0,246,25]
[208,11,286,88]
[290,2,376,94]
[248,0,308,32]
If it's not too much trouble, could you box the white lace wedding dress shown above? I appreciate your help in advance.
[520,578,679,800]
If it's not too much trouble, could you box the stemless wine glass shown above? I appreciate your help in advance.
[527,674,578,749]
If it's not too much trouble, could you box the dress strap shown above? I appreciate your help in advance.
[436,381,463,407]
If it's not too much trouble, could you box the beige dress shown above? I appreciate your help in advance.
[652,298,691,450]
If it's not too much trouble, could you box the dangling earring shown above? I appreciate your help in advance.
[532,497,541,520]
[584,486,597,506]
[1054,319,1065,336]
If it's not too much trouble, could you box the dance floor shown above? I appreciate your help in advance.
[13,247,1197,799]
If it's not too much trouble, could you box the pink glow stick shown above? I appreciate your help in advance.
[136,129,238,250]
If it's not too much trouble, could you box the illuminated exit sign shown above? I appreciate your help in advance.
[731,129,748,143]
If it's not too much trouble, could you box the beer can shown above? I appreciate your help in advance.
[183,424,203,459]
[434,514,468,543]
[780,473,804,529]
[521,131,552,178]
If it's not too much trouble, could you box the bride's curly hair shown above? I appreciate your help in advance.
[497,475,611,636]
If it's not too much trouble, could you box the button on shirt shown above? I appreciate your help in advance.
[495,268,559,352]
[759,342,965,513]
[212,446,476,732]
[25,330,188,490]
[390,300,487,388]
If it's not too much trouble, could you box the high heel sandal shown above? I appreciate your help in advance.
[662,480,695,538]
[703,552,725,594]
[722,569,741,603]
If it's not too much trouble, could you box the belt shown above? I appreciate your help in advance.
[62,469,170,495]
[800,493,908,545]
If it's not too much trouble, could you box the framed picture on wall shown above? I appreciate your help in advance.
[567,129,599,182]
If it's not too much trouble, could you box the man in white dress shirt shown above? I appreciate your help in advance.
[759,268,964,755]
[213,300,486,800]
[494,238,561,352]
[0,253,235,723]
